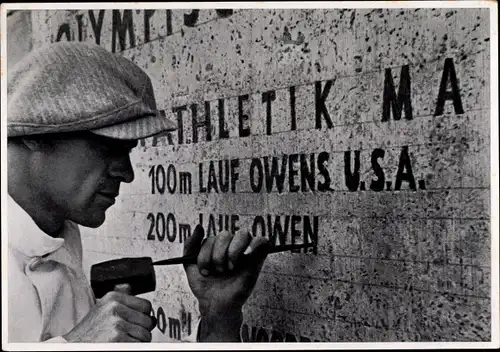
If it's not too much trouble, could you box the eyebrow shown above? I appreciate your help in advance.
[88,134,137,152]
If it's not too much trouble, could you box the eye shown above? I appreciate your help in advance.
[109,143,135,155]
[99,140,134,156]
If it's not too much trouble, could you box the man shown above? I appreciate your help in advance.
[7,41,269,343]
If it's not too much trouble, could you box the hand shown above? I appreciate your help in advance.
[183,225,270,341]
[63,284,156,342]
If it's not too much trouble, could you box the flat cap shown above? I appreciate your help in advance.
[7,41,176,140]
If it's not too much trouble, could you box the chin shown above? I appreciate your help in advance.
[85,221,106,229]
[77,213,107,228]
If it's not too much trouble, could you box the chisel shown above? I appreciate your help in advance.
[90,242,316,298]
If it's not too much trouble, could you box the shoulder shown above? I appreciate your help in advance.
[7,246,40,312]
[7,247,43,342]
[8,245,29,276]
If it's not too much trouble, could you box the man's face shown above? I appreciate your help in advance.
[37,132,138,228]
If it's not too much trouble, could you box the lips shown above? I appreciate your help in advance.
[99,191,119,198]
[97,191,119,204]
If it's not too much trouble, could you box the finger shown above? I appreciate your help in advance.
[244,235,271,260]
[108,291,152,315]
[197,235,216,276]
[114,283,132,295]
[183,224,205,258]
[118,305,156,330]
[231,236,270,295]
[121,320,152,342]
[241,235,271,275]
[112,331,141,343]
[150,315,157,331]
[227,231,252,270]
[211,231,233,273]
[120,335,141,342]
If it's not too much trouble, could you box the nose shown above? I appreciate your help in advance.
[108,154,135,183]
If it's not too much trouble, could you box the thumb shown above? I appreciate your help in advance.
[114,283,132,295]
[234,246,270,296]
[247,241,271,269]
[239,239,271,281]
[183,224,205,267]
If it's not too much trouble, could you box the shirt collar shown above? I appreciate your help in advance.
[8,195,65,258]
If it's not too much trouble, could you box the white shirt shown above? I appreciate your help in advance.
[7,195,95,342]
[7,195,198,343]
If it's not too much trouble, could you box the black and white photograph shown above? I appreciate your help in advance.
[1,1,498,349]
